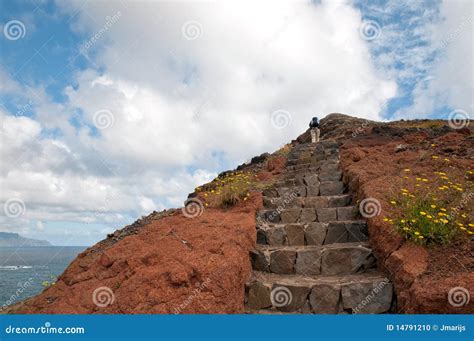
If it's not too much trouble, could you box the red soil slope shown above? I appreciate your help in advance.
[6,195,262,314]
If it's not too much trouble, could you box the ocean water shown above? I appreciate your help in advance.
[0,246,85,310]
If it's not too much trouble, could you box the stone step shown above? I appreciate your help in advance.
[256,220,368,246]
[262,181,345,199]
[250,242,376,276]
[273,172,344,191]
[287,151,338,163]
[245,271,393,313]
[257,205,359,224]
[288,149,338,160]
[292,141,339,152]
[283,167,341,181]
[286,160,339,172]
[263,194,352,210]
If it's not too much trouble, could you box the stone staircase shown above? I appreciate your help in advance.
[245,141,394,314]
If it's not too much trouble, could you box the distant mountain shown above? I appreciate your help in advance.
[0,232,52,247]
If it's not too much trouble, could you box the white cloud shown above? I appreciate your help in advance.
[363,0,473,119]
[1,0,400,244]
[428,0,473,113]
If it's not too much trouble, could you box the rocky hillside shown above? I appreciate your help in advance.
[4,113,473,314]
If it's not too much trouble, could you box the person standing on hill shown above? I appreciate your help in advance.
[309,117,320,143]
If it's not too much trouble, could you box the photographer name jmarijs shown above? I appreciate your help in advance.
[439,324,467,332]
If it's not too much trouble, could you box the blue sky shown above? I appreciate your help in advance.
[0,0,472,246]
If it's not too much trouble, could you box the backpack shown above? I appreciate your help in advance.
[309,117,319,128]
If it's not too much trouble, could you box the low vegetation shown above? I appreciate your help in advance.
[195,171,257,208]
[385,156,473,245]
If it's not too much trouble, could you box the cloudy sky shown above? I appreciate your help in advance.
[0,0,472,246]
